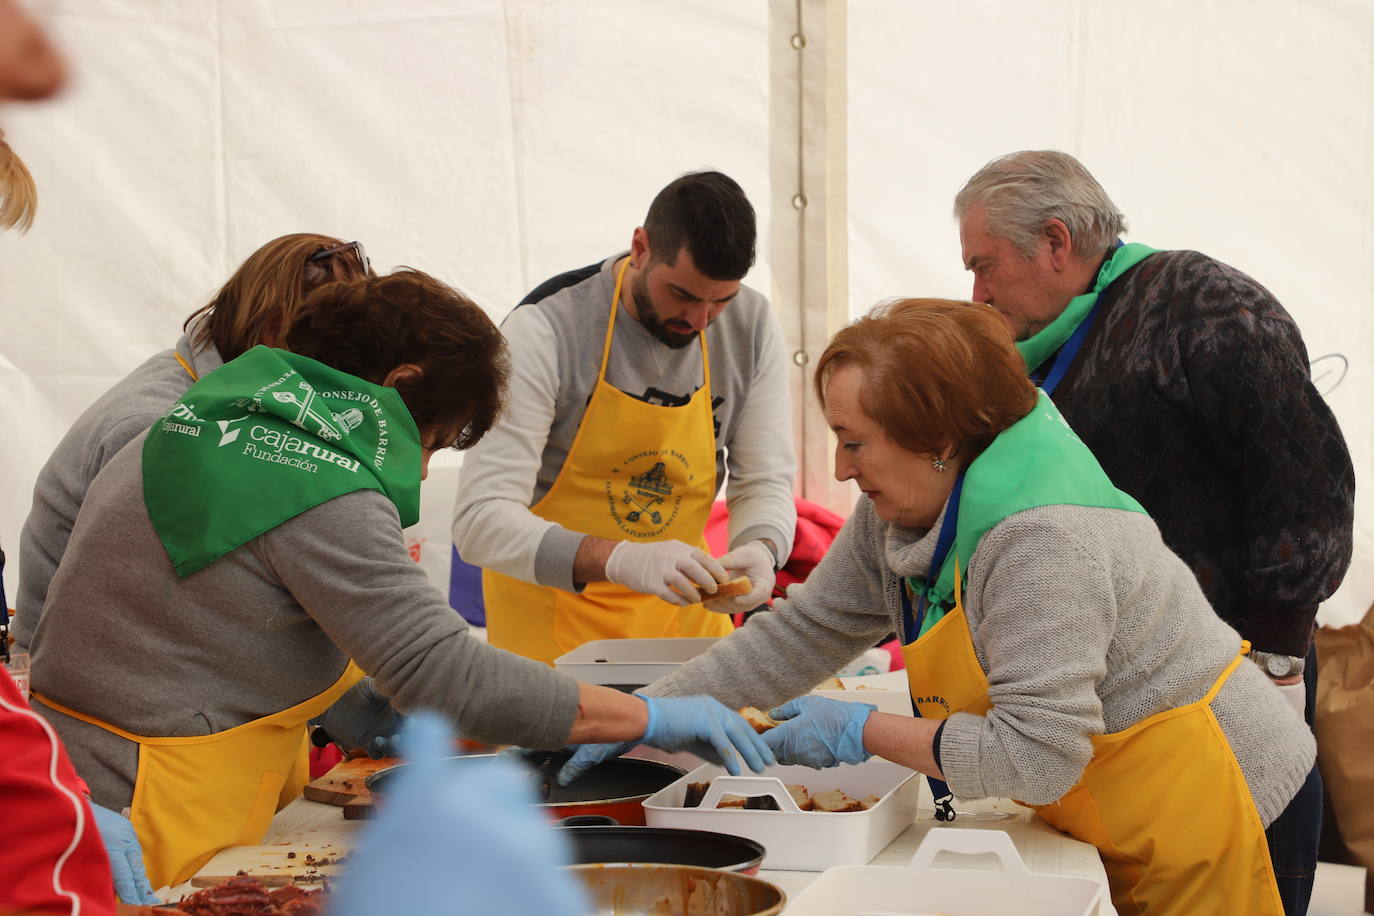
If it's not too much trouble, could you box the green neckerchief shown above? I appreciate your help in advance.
[914,391,1147,617]
[144,346,421,577]
[1016,242,1159,375]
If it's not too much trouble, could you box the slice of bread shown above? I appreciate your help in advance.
[669,574,752,603]
[711,575,753,600]
[786,784,815,811]
[811,788,866,812]
[738,706,781,733]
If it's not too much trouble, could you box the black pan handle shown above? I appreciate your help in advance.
[557,815,618,827]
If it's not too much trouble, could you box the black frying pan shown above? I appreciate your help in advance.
[559,822,766,874]
[364,752,684,826]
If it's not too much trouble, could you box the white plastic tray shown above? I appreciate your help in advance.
[553,637,722,686]
[784,828,1101,916]
[643,758,920,871]
[813,670,914,717]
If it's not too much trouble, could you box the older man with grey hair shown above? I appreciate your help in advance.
[954,149,1353,916]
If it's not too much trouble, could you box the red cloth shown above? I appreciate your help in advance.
[309,743,345,780]
[0,669,117,916]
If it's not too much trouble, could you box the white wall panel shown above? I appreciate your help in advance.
[848,0,1374,625]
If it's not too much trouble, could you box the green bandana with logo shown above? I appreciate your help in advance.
[1015,242,1159,374]
[915,391,1148,615]
[143,346,421,577]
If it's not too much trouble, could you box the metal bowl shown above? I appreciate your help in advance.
[566,862,785,916]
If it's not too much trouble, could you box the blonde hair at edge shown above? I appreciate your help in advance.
[0,132,38,232]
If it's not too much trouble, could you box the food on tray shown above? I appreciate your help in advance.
[816,676,845,690]
[788,784,815,810]
[738,706,781,733]
[683,781,710,808]
[811,788,867,812]
[117,907,190,916]
[682,780,874,812]
[174,876,327,915]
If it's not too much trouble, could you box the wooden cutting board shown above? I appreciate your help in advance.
[300,757,398,807]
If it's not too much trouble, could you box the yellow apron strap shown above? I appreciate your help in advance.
[31,661,364,747]
[174,350,199,382]
[1201,642,1250,706]
[602,260,629,377]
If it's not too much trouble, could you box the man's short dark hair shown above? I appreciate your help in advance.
[643,170,756,281]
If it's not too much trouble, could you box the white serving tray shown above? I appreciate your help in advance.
[813,670,914,717]
[643,758,920,871]
[553,637,722,687]
[784,827,1101,916]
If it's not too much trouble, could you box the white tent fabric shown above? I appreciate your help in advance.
[847,0,1373,626]
[0,0,1368,627]
[0,0,771,602]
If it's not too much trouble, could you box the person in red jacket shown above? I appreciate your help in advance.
[0,668,123,916]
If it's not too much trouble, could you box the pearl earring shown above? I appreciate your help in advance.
[932,457,947,472]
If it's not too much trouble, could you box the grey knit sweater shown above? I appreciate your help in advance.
[644,497,1315,824]
[16,333,223,645]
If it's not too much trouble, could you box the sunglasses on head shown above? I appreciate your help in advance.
[307,240,370,276]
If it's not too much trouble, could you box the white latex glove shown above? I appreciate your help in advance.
[605,539,727,606]
[703,541,776,613]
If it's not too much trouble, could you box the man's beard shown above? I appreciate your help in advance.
[632,273,697,350]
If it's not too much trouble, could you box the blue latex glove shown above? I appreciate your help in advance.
[89,803,160,904]
[558,695,775,785]
[333,712,587,916]
[762,695,877,768]
[316,677,404,758]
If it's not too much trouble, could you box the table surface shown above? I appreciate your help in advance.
[182,788,1118,915]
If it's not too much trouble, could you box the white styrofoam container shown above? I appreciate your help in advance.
[642,758,920,871]
[812,670,913,717]
[553,637,721,686]
[784,828,1101,916]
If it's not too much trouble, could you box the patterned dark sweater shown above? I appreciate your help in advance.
[1047,249,1354,658]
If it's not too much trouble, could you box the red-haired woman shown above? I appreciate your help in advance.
[613,299,1314,916]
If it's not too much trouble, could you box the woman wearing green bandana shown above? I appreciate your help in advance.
[25,269,774,889]
[619,300,1314,916]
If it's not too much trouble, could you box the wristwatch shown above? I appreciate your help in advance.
[1249,650,1305,679]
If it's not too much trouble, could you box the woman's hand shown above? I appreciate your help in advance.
[89,803,160,904]
[761,695,876,768]
[557,696,774,784]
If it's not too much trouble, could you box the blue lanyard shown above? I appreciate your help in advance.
[1033,301,1100,396]
[1031,239,1123,395]
[900,471,965,644]
[898,471,965,821]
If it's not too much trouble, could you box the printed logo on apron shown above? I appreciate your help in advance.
[609,453,694,537]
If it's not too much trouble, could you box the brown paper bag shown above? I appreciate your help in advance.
[1314,600,1374,912]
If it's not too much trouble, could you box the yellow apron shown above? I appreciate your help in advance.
[33,661,362,888]
[484,258,733,664]
[900,565,1283,916]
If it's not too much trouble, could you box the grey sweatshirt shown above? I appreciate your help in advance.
[644,497,1315,825]
[16,332,223,647]
[452,254,796,591]
[28,435,580,811]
